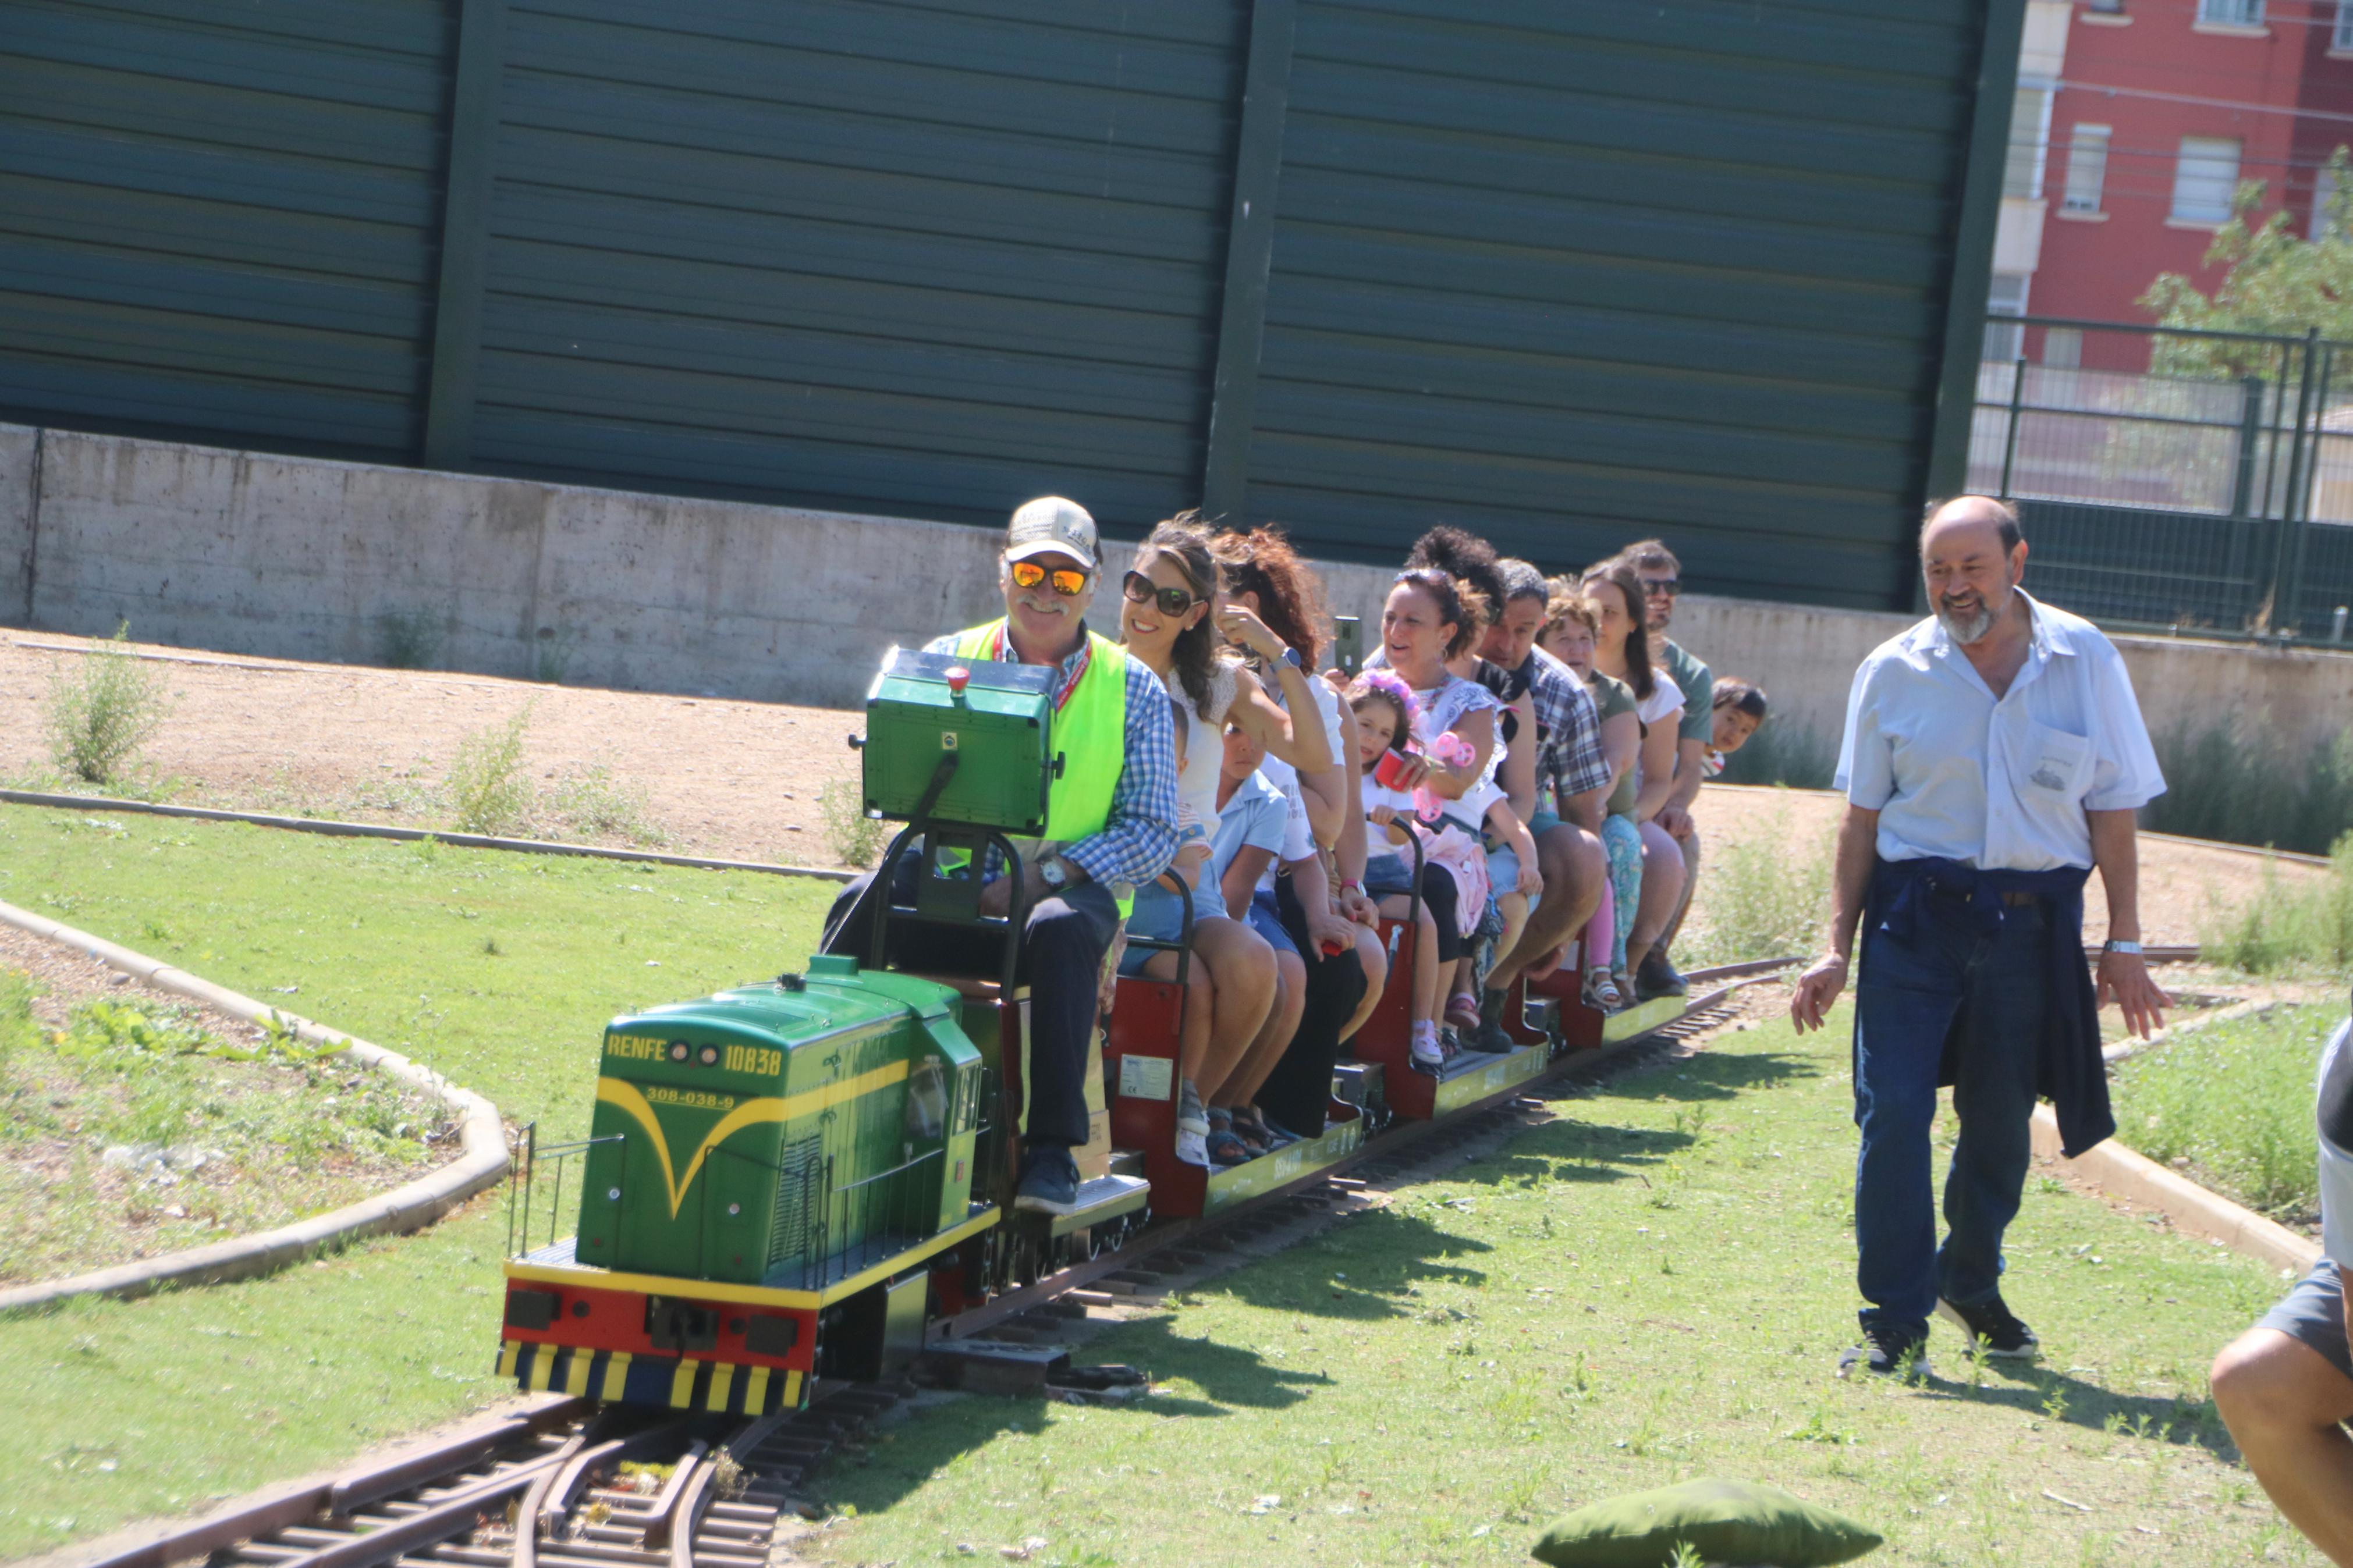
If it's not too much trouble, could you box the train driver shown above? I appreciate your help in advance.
[824,496,1179,1217]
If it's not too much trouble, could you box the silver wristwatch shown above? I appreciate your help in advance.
[2103,938,2142,955]
[1038,856,1069,891]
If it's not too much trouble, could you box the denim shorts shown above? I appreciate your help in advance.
[1363,850,1415,898]
[1484,841,1538,911]
[1117,874,1228,976]
[2258,1258,2353,1381]
[1247,887,1300,958]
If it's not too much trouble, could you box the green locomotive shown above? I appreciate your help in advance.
[497,648,1147,1411]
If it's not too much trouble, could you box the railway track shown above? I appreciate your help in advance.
[76,963,1783,1568]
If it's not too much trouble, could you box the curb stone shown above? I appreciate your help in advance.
[0,897,512,1313]
[2030,1104,2319,1276]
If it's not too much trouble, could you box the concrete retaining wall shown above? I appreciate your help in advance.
[3,423,2348,753]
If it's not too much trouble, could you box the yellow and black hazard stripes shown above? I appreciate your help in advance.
[498,1340,804,1415]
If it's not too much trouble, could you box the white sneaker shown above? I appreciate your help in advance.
[1177,1078,1210,1139]
[1175,1126,1210,1167]
[1410,1024,1445,1069]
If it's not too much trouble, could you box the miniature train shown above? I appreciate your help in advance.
[494,646,1681,1412]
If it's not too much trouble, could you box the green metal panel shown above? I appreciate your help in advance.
[578,962,979,1287]
[0,0,457,457]
[462,0,1251,531]
[1242,0,2000,609]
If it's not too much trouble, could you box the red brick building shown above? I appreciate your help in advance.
[1996,0,2353,369]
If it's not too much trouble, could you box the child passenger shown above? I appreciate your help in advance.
[1345,670,1449,1069]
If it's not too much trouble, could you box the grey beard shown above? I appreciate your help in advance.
[1936,599,1996,645]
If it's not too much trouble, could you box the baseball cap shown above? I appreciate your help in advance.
[1004,496,1098,571]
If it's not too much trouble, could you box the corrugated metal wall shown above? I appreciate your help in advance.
[0,0,454,457]
[0,0,2018,609]
[1247,0,1985,605]
[465,0,1249,525]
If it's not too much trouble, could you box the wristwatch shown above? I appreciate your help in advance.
[1277,645,1303,670]
[2103,938,2142,955]
[1039,856,1069,892]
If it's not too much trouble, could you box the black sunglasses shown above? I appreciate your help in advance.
[1122,570,1198,617]
[1642,577,1681,598]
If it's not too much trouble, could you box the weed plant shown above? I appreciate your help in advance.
[545,766,666,848]
[443,705,536,835]
[43,624,171,785]
[1716,720,1836,791]
[2146,720,2353,856]
[2109,1002,2348,1225]
[818,778,884,866]
[1679,794,1832,967]
[378,610,442,670]
[2200,833,2353,975]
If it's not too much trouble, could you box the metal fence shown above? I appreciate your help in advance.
[1969,316,2353,639]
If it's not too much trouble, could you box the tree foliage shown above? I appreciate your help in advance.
[2140,147,2353,379]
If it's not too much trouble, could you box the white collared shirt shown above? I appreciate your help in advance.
[1833,591,2164,871]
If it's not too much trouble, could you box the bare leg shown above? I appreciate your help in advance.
[1659,823,1702,952]
[1219,947,1307,1106]
[2212,1327,2353,1565]
[1626,819,1686,976]
[1489,824,1605,990]
[1187,916,1279,1095]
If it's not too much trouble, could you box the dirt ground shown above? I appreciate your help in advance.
[0,631,2317,947]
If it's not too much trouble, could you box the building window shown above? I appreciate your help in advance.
[2005,84,2053,200]
[2172,136,2242,224]
[2198,0,2264,23]
[2063,125,2110,213]
[2337,1,2353,48]
[1986,272,2029,363]
[2043,327,2084,369]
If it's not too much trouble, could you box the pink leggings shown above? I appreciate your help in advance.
[1581,872,1614,970]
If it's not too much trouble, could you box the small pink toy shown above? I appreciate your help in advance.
[1414,730,1475,823]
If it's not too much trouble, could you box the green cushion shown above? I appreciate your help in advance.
[1531,1478,1883,1567]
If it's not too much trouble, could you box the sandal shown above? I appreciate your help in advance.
[1444,991,1482,1032]
[1582,966,1624,1013]
[1205,1127,1251,1165]
[1239,1108,1300,1148]
[1212,1107,1266,1157]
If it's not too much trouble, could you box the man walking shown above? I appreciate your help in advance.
[1790,496,2170,1377]
[1623,539,1709,1000]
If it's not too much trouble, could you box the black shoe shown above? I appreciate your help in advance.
[1634,949,1688,1001]
[1014,1145,1080,1214]
[1837,1324,1929,1380]
[1937,1293,2040,1360]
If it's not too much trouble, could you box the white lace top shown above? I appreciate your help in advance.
[1173,660,1240,838]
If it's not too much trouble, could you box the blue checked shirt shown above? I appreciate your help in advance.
[924,625,1179,890]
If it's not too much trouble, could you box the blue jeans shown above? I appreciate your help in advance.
[1853,887,2047,1341]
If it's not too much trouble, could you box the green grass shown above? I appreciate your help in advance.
[0,803,833,1558]
[801,1023,2321,1568]
[2111,1004,2349,1228]
[0,980,452,1283]
[2200,835,2353,977]
[1677,792,1831,969]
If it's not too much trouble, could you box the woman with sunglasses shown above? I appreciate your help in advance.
[1116,518,1332,1161]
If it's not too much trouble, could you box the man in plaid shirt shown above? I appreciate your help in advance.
[1474,557,1614,1036]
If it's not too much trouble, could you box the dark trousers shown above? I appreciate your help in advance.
[1254,873,1369,1138]
[1852,888,2047,1339]
[825,858,1117,1153]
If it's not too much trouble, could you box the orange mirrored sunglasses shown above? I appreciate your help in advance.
[1009,560,1090,596]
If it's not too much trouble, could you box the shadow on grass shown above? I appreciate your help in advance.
[1899,1361,2237,1462]
[812,1319,1338,1517]
[1588,1047,1822,1105]
[1215,1208,1497,1322]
